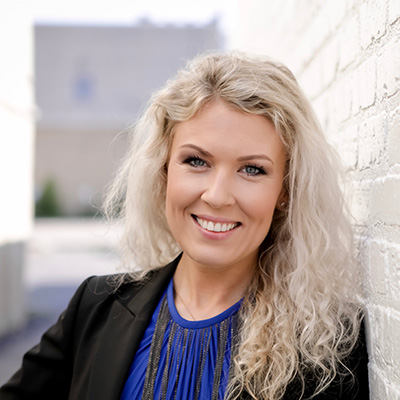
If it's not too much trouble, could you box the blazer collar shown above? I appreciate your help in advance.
[85,255,180,399]
[125,254,181,318]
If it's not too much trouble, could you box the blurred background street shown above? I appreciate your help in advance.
[0,218,121,385]
[0,2,224,386]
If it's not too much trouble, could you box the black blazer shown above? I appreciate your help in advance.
[0,256,369,399]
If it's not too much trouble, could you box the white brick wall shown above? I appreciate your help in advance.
[229,0,400,398]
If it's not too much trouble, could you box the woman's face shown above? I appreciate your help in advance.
[165,100,286,273]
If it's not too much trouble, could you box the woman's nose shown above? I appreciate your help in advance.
[200,171,235,209]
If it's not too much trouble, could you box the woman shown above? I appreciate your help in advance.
[0,52,369,400]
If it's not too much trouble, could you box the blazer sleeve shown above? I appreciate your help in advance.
[0,277,92,400]
[316,322,370,400]
[282,322,370,400]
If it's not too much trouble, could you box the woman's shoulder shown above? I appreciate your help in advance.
[76,257,180,309]
[84,272,149,294]
[77,270,159,305]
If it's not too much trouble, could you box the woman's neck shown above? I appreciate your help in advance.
[172,253,256,321]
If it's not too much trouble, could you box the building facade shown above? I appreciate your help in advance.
[35,21,222,216]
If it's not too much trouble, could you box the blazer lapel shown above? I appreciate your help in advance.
[85,256,179,399]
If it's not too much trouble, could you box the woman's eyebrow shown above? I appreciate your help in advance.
[237,154,274,165]
[180,144,274,165]
[180,144,213,158]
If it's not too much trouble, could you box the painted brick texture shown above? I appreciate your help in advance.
[231,0,400,398]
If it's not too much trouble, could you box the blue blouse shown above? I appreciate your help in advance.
[120,279,242,400]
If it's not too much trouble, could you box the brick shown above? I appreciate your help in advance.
[352,57,376,113]
[369,241,388,300]
[377,36,400,99]
[387,386,400,400]
[327,0,348,31]
[338,13,359,71]
[357,114,385,169]
[334,124,358,170]
[349,180,371,225]
[311,95,329,131]
[389,0,400,25]
[300,59,323,100]
[295,9,331,64]
[349,70,361,116]
[369,366,388,400]
[369,306,389,370]
[355,232,371,285]
[371,177,400,225]
[388,113,400,165]
[388,245,400,304]
[330,76,353,124]
[320,37,340,89]
[359,0,387,49]
[387,313,400,384]
[369,308,400,390]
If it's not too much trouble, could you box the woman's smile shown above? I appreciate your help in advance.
[193,215,241,233]
[165,100,286,272]
[192,214,242,242]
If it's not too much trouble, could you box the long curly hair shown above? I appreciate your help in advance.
[104,52,363,399]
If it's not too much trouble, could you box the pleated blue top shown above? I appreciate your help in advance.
[120,279,242,400]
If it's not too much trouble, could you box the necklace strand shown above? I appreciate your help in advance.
[173,288,198,321]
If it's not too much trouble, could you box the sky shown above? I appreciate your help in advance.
[32,0,235,37]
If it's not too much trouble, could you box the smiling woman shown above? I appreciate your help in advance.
[0,53,369,400]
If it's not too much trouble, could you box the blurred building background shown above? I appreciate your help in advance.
[0,3,224,384]
[0,4,34,337]
[35,21,222,216]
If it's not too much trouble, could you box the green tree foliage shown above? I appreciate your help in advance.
[35,180,62,217]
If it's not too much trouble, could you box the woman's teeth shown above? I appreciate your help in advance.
[195,217,238,232]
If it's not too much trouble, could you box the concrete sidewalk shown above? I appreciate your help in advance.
[0,218,121,385]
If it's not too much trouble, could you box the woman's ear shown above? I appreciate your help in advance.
[276,193,288,211]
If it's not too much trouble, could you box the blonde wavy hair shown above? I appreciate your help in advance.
[104,52,363,399]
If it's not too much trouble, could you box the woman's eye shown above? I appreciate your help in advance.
[183,156,207,167]
[242,165,266,176]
